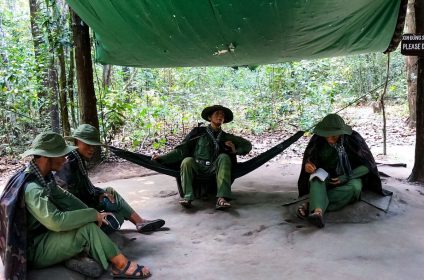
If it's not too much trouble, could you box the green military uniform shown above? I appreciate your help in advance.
[158,129,252,200]
[308,143,369,213]
[57,124,165,233]
[298,114,382,228]
[25,163,120,270]
[56,150,134,226]
[19,132,121,271]
[157,105,252,203]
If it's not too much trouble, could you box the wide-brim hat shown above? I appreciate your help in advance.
[22,131,77,157]
[201,105,233,123]
[64,124,103,146]
[313,113,352,137]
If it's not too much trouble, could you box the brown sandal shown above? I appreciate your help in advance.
[179,199,192,208]
[216,197,231,210]
[296,202,309,219]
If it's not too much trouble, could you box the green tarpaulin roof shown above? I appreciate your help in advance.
[66,0,405,68]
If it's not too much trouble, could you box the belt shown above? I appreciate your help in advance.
[195,159,211,166]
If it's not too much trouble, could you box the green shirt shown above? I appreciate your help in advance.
[25,175,98,236]
[158,129,252,164]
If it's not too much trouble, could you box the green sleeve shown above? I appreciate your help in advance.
[350,165,369,179]
[157,141,192,164]
[226,134,252,155]
[337,165,369,183]
[25,182,98,232]
[48,182,89,210]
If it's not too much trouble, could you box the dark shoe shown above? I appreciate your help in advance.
[179,199,192,208]
[136,219,165,233]
[308,211,325,228]
[65,255,103,278]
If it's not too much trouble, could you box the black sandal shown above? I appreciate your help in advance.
[308,211,325,228]
[112,261,151,279]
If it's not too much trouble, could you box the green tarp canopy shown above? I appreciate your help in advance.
[66,0,405,68]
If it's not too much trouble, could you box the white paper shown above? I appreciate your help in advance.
[309,168,329,182]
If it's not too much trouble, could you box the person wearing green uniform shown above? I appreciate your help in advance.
[55,124,165,233]
[297,114,383,228]
[21,132,151,278]
[153,105,252,209]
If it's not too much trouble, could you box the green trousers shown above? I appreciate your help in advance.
[103,187,134,225]
[180,154,232,201]
[28,223,120,270]
[309,178,362,214]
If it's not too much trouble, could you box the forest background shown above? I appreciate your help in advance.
[0,0,417,176]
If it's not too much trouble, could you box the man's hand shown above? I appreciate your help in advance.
[224,141,236,154]
[96,212,112,227]
[305,160,317,174]
[328,175,348,186]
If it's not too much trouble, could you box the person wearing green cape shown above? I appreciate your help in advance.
[1,131,151,279]
[154,105,252,209]
[297,114,383,228]
[56,124,165,233]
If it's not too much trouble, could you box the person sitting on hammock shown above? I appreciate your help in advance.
[153,105,252,209]
[297,114,383,228]
[56,124,165,233]
[0,132,151,279]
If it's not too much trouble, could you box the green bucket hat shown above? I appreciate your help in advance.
[65,124,103,146]
[201,105,233,123]
[22,131,77,157]
[313,114,352,137]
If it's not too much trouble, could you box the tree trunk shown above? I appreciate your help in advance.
[48,65,61,133]
[405,0,417,128]
[58,41,71,135]
[71,10,99,129]
[408,0,424,182]
[54,3,70,135]
[71,9,101,163]
[28,0,49,114]
[67,8,77,127]
[103,65,112,89]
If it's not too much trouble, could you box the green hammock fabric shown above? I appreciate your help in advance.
[109,130,304,179]
[66,0,404,67]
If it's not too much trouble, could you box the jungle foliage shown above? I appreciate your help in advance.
[0,0,407,156]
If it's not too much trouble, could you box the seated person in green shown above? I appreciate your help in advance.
[297,114,382,228]
[153,105,252,209]
[55,124,165,233]
[14,132,151,278]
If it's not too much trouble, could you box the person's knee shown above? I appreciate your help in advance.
[181,157,195,168]
[309,178,325,189]
[216,154,231,166]
[351,180,362,198]
[76,223,101,238]
[104,186,116,194]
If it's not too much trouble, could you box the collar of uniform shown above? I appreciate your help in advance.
[71,150,88,176]
[28,159,54,187]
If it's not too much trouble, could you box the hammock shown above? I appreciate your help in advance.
[109,130,304,180]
